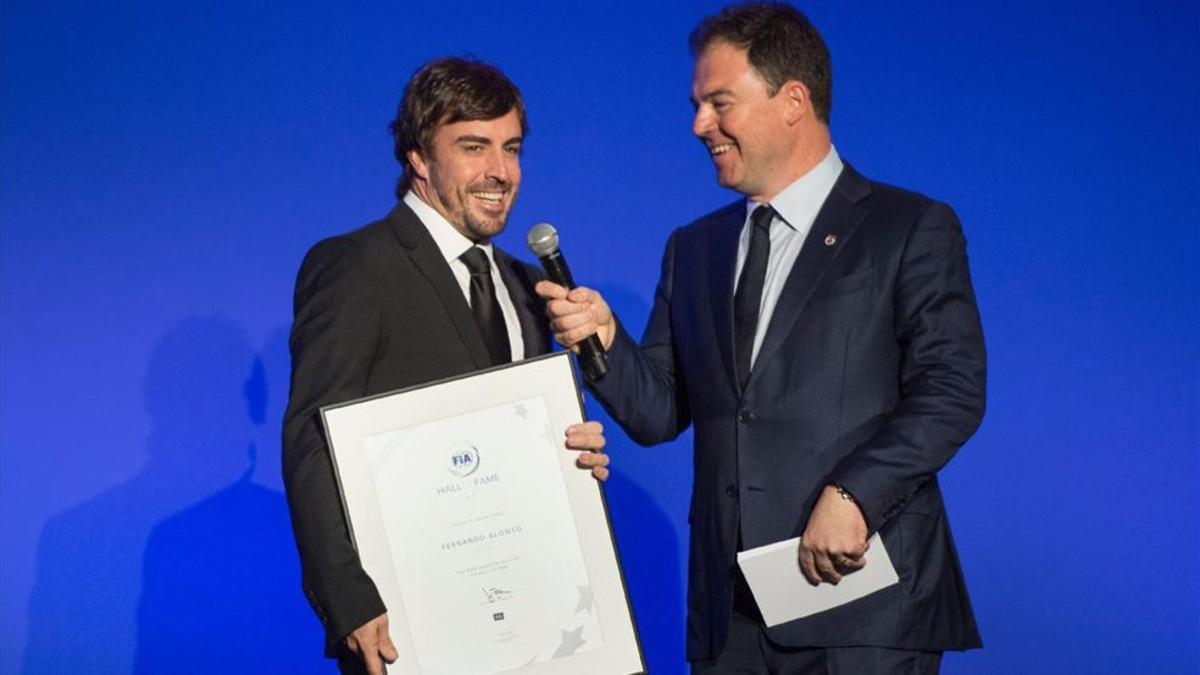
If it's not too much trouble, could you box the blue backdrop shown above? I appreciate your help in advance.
[2,1,1196,673]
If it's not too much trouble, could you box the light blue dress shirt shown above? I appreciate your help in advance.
[733,146,845,366]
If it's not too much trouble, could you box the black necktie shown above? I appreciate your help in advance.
[460,247,512,366]
[734,205,774,389]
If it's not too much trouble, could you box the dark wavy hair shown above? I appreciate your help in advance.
[689,2,832,123]
[389,57,528,197]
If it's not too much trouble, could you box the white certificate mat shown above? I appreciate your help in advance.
[736,533,898,627]
[321,353,644,675]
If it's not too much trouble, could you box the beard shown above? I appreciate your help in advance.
[450,178,515,242]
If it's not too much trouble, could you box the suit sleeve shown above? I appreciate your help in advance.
[590,229,692,445]
[282,236,387,654]
[827,201,986,532]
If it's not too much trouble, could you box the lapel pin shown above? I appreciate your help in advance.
[824,234,837,246]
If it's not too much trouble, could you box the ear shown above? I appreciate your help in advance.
[781,80,811,125]
[407,148,431,181]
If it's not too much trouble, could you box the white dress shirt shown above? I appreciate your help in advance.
[733,146,844,366]
[403,191,525,360]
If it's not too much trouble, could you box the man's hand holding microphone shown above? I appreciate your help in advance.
[527,224,615,378]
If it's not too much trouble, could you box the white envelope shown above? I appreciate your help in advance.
[736,533,898,627]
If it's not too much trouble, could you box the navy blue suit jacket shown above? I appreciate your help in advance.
[591,164,985,660]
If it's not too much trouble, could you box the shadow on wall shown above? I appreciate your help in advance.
[248,325,292,492]
[22,316,323,675]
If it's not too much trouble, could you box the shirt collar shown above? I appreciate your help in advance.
[404,191,495,263]
[746,145,844,230]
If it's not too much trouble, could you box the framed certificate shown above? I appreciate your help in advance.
[321,352,645,675]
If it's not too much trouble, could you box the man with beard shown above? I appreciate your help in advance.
[283,57,610,675]
[538,3,985,673]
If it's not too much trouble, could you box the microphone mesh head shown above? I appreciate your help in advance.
[526,223,560,257]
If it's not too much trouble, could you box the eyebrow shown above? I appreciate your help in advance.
[691,88,735,106]
[454,134,494,145]
[454,134,523,143]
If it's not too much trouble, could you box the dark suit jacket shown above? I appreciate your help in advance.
[591,164,985,660]
[282,202,550,654]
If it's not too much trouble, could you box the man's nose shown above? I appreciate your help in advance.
[485,147,510,183]
[693,106,714,138]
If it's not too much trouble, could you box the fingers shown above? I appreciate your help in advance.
[565,286,597,304]
[376,614,398,664]
[798,545,821,586]
[546,301,600,346]
[566,422,610,481]
[577,452,611,480]
[548,303,599,332]
[565,422,605,450]
[545,305,598,350]
[799,542,867,585]
[534,280,569,300]
[571,446,609,466]
[812,550,842,585]
[538,285,597,321]
[536,281,601,306]
[349,631,383,675]
[346,614,396,675]
[537,284,614,350]
[362,649,384,675]
[538,282,594,344]
[835,554,867,571]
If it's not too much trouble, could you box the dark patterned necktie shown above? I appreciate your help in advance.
[733,205,774,389]
[460,246,512,366]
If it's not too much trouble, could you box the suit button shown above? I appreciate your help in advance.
[737,410,754,424]
[724,484,737,498]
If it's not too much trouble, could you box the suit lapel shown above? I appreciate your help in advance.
[709,205,746,391]
[494,250,548,357]
[747,166,871,389]
[384,203,493,369]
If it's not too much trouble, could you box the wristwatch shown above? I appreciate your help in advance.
[831,483,857,503]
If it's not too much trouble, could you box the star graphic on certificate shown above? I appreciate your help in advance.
[575,585,594,614]
[551,625,586,658]
[513,402,529,418]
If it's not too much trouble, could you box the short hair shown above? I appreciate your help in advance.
[689,2,832,123]
[389,57,528,197]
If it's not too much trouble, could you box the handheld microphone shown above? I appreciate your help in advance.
[527,223,609,382]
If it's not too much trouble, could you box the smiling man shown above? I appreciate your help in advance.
[538,3,985,673]
[282,57,610,675]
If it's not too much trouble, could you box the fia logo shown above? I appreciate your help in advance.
[448,443,481,478]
